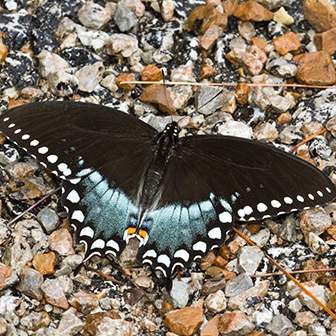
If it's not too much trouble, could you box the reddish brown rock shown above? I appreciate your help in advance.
[223,0,238,16]
[0,263,11,290]
[141,64,163,82]
[116,73,136,91]
[189,5,228,34]
[218,311,254,335]
[201,315,219,336]
[293,51,336,85]
[214,255,228,269]
[233,1,273,22]
[140,84,177,115]
[242,45,267,75]
[327,224,336,240]
[303,0,336,33]
[226,46,246,68]
[273,32,301,56]
[200,63,215,79]
[162,300,174,314]
[164,305,204,336]
[314,28,336,55]
[300,259,326,283]
[251,37,267,50]
[32,252,57,275]
[198,251,216,271]
[48,228,74,256]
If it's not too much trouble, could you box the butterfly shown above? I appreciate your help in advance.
[1,101,335,289]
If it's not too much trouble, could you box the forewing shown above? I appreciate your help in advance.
[0,102,158,257]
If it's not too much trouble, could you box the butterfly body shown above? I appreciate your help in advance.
[0,101,335,288]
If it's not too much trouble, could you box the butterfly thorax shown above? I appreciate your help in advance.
[140,122,180,210]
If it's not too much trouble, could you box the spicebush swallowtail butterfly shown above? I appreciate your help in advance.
[1,101,335,288]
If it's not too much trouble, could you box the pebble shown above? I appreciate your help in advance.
[273,6,295,25]
[218,311,254,335]
[314,28,336,55]
[266,314,294,336]
[293,51,336,85]
[37,50,70,78]
[48,228,74,256]
[106,33,138,57]
[16,267,43,300]
[68,291,99,314]
[204,290,227,314]
[41,279,69,309]
[47,69,79,97]
[200,315,219,336]
[164,304,204,336]
[273,32,302,56]
[298,281,329,312]
[237,245,264,274]
[224,273,253,297]
[74,61,104,92]
[300,208,332,239]
[228,280,270,314]
[254,123,278,143]
[303,0,336,33]
[295,311,318,328]
[57,312,84,335]
[140,84,176,115]
[266,58,298,78]
[78,1,111,30]
[114,2,138,32]
[32,252,57,275]
[161,0,175,22]
[37,207,60,234]
[233,1,273,22]
[242,45,267,75]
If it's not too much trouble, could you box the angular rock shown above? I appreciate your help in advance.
[74,62,104,92]
[266,314,294,336]
[78,1,111,29]
[37,208,60,234]
[273,32,301,56]
[233,1,273,22]
[16,267,43,300]
[218,311,254,335]
[303,0,336,33]
[41,279,69,309]
[32,252,57,275]
[164,305,204,336]
[293,51,336,86]
[204,290,227,314]
[225,273,253,297]
[314,28,336,55]
[48,228,74,256]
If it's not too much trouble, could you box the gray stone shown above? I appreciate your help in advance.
[309,136,333,160]
[266,58,298,78]
[47,69,79,97]
[169,279,189,308]
[106,33,138,57]
[78,1,111,30]
[57,312,84,334]
[204,290,227,314]
[266,314,294,336]
[74,62,104,92]
[308,232,329,254]
[279,215,297,242]
[225,273,253,297]
[37,50,70,78]
[16,267,43,300]
[37,207,60,234]
[307,323,327,336]
[238,245,264,274]
[278,125,303,145]
[114,2,138,32]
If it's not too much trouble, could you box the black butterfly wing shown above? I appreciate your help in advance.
[0,101,158,258]
[137,134,336,279]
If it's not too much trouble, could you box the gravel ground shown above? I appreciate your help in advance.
[1,0,336,335]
